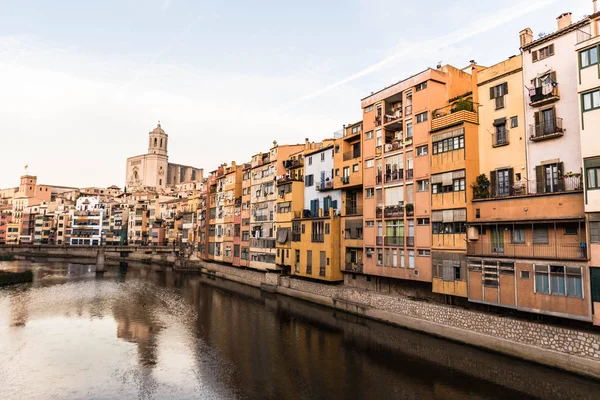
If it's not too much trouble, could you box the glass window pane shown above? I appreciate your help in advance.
[551,274,565,295]
[593,91,600,108]
[591,47,599,65]
[584,93,593,110]
[567,276,583,298]
[536,273,549,294]
[582,50,590,67]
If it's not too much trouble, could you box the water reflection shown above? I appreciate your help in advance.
[1,260,600,400]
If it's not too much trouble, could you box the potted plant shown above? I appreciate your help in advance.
[471,174,490,199]
[405,203,414,215]
[451,97,474,113]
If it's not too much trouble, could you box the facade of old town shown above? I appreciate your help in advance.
[2,8,600,329]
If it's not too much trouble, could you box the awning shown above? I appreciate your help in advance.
[277,228,288,243]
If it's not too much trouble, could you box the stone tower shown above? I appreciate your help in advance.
[148,121,168,156]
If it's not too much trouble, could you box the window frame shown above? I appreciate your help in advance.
[416,111,428,123]
[580,46,599,69]
[582,89,600,112]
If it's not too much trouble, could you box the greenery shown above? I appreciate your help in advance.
[451,97,474,113]
[471,174,490,199]
[405,203,414,213]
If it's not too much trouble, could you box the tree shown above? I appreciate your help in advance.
[471,174,490,199]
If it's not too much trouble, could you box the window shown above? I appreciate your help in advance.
[490,83,508,109]
[580,46,599,68]
[588,166,600,189]
[416,145,428,156]
[305,174,314,187]
[308,156,313,165]
[454,265,461,280]
[418,249,431,256]
[417,179,429,192]
[406,121,413,138]
[564,223,579,235]
[432,222,466,234]
[495,124,507,146]
[365,159,374,168]
[535,265,550,294]
[582,90,600,112]
[496,169,510,197]
[416,112,428,123]
[415,81,427,91]
[353,164,359,173]
[343,166,350,178]
[520,270,530,279]
[417,218,430,226]
[377,249,383,266]
[591,221,599,243]
[512,226,526,244]
[319,251,326,276]
[510,116,518,128]
[366,220,374,227]
[365,105,374,112]
[408,250,415,269]
[306,250,312,274]
[351,125,361,133]
[365,130,374,140]
[533,44,554,62]
[321,152,325,161]
[365,188,375,198]
[432,135,464,154]
[453,178,466,192]
[533,225,549,244]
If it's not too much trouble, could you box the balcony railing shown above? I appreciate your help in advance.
[311,233,324,243]
[254,215,271,222]
[345,205,363,216]
[529,86,559,107]
[474,176,582,200]
[530,117,564,141]
[383,111,403,125]
[468,237,586,261]
[384,205,404,218]
[315,180,335,191]
[343,150,361,161]
[250,238,276,249]
[385,169,404,183]
[384,236,404,246]
[431,103,479,132]
[344,262,364,273]
[283,159,303,169]
[341,176,351,185]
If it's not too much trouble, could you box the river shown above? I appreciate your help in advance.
[1,260,599,400]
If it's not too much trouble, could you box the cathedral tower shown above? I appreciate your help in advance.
[148,121,168,156]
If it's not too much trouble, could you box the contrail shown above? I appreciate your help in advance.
[276,0,559,110]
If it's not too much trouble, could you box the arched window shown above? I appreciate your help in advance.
[160,138,163,148]
[154,138,157,147]
[159,179,162,186]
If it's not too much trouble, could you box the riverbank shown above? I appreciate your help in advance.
[194,260,600,380]
[1,245,600,379]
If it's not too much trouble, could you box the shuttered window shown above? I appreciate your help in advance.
[533,225,549,244]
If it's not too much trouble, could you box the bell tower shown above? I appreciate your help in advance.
[148,121,168,157]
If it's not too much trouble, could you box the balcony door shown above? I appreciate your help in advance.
[536,162,564,193]
[541,108,555,135]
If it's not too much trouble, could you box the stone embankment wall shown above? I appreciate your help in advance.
[197,260,600,379]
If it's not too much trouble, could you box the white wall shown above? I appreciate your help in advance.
[303,148,342,215]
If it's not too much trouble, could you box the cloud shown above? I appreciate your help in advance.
[276,0,560,110]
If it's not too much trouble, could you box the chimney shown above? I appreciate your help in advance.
[519,28,533,48]
[557,12,572,30]
[305,138,310,149]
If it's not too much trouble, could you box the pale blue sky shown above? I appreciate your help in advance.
[0,0,589,188]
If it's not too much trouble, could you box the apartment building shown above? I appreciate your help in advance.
[106,204,129,246]
[0,212,11,244]
[333,122,365,278]
[576,6,600,325]
[464,14,591,323]
[71,197,105,246]
[291,143,343,281]
[222,163,242,263]
[128,201,150,246]
[237,165,252,267]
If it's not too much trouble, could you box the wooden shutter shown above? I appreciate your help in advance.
[536,165,545,193]
[550,71,557,87]
[532,50,538,62]
[490,170,497,197]
[591,268,600,302]
[508,168,515,196]
[534,111,541,137]
[490,86,495,99]
[502,82,508,95]
[557,162,565,191]
[549,43,555,56]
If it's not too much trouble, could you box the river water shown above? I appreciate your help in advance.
[1,261,599,400]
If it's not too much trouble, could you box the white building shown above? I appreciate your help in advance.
[303,145,342,217]
[520,12,587,193]
[70,197,105,246]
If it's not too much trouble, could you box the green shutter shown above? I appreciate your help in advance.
[591,268,600,302]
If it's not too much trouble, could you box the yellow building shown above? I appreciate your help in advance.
[334,122,364,277]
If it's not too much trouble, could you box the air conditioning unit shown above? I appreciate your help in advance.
[385,144,393,152]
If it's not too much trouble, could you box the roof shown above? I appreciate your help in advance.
[150,121,167,136]
[521,18,590,51]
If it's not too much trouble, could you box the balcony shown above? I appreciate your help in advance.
[385,169,403,183]
[341,176,351,185]
[343,127,362,140]
[384,205,404,218]
[383,139,403,153]
[384,236,404,246]
[474,176,582,200]
[344,262,364,273]
[345,204,362,216]
[431,103,479,132]
[529,117,564,142]
[311,233,324,243]
[383,110,403,130]
[343,149,361,161]
[315,180,335,192]
[277,174,303,184]
[250,238,276,249]
[283,159,303,169]
[467,222,586,261]
[376,172,383,185]
[254,214,272,222]
[529,86,559,107]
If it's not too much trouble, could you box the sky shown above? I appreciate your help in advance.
[0,0,591,189]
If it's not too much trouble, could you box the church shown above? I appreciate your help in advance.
[125,122,203,192]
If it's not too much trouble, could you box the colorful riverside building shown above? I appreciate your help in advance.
[239,163,252,266]
[360,64,479,296]
[576,6,600,324]
[466,13,592,324]
[290,139,343,281]
[333,122,365,278]
[222,162,242,264]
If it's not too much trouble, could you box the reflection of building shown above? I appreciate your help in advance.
[125,122,203,192]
